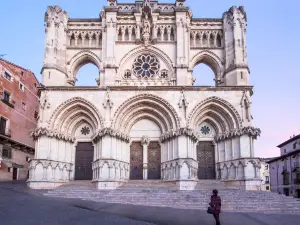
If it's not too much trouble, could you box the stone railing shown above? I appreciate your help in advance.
[92,159,129,182]
[28,159,73,183]
[161,158,198,181]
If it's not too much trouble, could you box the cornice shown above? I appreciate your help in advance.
[31,127,75,143]
[40,85,254,92]
[214,126,261,141]
[93,128,130,143]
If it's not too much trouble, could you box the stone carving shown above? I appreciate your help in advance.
[103,89,114,126]
[178,91,188,126]
[241,91,252,122]
[214,126,261,141]
[141,136,151,146]
[45,6,68,27]
[141,0,153,46]
[107,0,117,7]
[31,127,75,143]
[93,128,130,143]
[39,92,51,127]
[160,128,199,143]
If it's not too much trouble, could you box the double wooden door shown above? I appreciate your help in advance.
[130,141,161,180]
[75,142,94,180]
[197,142,216,179]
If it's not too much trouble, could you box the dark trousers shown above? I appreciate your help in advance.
[213,214,220,225]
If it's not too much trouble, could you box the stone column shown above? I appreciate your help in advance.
[141,136,150,180]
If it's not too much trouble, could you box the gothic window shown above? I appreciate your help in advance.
[81,126,90,135]
[132,54,160,78]
[124,70,131,79]
[160,70,168,78]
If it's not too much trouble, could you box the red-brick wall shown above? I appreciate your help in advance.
[0,59,40,148]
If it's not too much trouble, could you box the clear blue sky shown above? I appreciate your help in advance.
[1,0,299,158]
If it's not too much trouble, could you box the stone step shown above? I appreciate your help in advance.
[43,180,300,213]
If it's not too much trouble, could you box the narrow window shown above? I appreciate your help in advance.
[4,72,11,81]
[22,102,26,111]
[0,117,7,134]
[241,72,243,79]
[3,91,10,102]
[48,72,51,79]
[2,147,12,159]
[21,71,24,76]
[19,82,24,91]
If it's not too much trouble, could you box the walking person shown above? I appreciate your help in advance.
[210,189,221,225]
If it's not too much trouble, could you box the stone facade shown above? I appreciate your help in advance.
[268,135,300,198]
[0,58,39,180]
[27,0,261,190]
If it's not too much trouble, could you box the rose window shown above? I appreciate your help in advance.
[81,126,90,135]
[132,54,160,78]
[200,126,211,135]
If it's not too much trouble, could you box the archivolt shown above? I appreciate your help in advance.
[189,50,224,78]
[187,96,242,134]
[49,97,103,135]
[113,94,180,134]
[67,50,102,79]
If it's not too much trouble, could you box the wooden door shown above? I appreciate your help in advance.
[75,142,94,180]
[197,142,216,179]
[130,142,143,180]
[148,141,161,180]
[13,168,18,180]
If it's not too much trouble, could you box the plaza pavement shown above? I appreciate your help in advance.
[0,181,299,225]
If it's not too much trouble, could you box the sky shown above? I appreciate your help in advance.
[1,0,299,158]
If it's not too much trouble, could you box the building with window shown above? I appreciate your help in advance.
[268,135,300,198]
[0,58,40,180]
[28,0,262,190]
[260,158,273,191]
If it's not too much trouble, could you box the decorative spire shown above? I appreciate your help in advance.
[107,0,117,6]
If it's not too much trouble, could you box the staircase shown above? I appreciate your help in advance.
[43,180,300,214]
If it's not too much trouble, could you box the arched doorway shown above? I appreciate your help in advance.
[129,119,162,180]
[197,141,216,179]
[74,142,94,180]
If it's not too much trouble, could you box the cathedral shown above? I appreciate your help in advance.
[28,0,262,190]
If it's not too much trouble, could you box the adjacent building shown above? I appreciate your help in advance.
[260,158,273,191]
[0,58,39,180]
[268,135,300,198]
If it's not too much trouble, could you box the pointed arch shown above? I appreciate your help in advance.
[189,50,224,80]
[49,97,103,136]
[113,94,180,134]
[67,50,102,79]
[188,96,242,134]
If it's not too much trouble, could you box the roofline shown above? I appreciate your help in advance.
[267,149,300,163]
[277,134,300,148]
[0,58,40,86]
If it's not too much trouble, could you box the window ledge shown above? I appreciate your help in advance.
[1,99,15,108]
